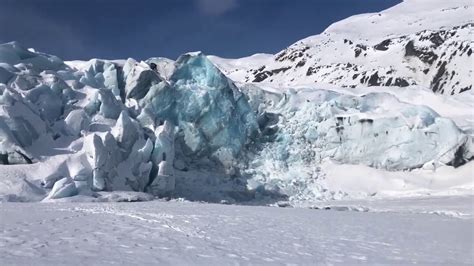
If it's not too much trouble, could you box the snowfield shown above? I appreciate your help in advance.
[1,196,473,265]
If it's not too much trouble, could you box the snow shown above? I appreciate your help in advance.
[0,197,472,265]
[324,0,473,41]
[319,160,474,199]
[0,0,473,264]
[210,0,474,95]
[0,42,66,71]
[145,57,176,80]
[208,53,273,82]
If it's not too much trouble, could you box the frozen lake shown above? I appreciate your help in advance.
[1,196,472,265]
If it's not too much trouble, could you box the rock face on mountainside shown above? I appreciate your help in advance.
[211,0,473,95]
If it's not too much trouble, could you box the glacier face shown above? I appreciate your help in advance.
[241,85,473,202]
[0,39,471,203]
[0,43,261,201]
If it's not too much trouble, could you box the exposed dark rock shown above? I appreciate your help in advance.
[253,72,271,82]
[450,71,456,80]
[460,85,472,93]
[405,40,438,64]
[367,72,380,86]
[418,31,445,47]
[431,61,447,93]
[306,66,316,76]
[374,39,392,51]
[253,67,291,82]
[275,46,309,62]
[296,59,306,67]
[359,118,374,124]
[446,143,473,168]
[356,44,367,50]
[393,78,410,87]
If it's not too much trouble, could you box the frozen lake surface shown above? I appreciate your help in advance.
[1,196,472,265]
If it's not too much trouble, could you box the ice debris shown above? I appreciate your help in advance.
[44,177,78,200]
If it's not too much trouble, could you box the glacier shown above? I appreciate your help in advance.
[241,85,473,202]
[0,41,472,204]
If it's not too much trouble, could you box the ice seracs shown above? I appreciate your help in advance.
[123,58,162,100]
[240,85,473,202]
[149,121,175,196]
[135,52,259,173]
[0,43,263,201]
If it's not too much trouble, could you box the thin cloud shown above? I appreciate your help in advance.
[195,0,238,16]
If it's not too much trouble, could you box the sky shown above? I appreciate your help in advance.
[0,0,401,60]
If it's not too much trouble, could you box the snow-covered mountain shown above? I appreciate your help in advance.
[0,0,472,204]
[210,0,473,95]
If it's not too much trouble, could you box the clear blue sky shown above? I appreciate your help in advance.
[0,0,401,60]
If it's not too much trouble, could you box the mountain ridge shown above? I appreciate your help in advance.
[209,0,473,95]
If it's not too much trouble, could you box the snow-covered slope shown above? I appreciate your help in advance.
[210,0,473,95]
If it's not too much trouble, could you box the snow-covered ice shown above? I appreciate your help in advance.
[1,196,473,265]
